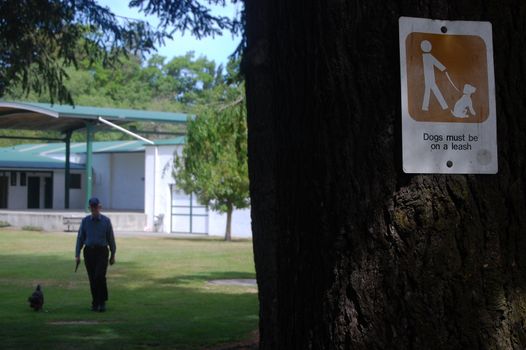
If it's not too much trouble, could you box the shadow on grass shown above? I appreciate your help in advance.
[0,253,259,350]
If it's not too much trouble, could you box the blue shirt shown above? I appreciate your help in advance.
[75,214,116,258]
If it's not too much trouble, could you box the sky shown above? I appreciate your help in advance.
[97,0,241,66]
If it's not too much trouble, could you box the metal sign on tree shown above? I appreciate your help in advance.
[399,17,497,174]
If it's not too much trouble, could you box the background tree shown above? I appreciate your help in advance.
[243,0,526,349]
[173,83,249,241]
[164,52,219,104]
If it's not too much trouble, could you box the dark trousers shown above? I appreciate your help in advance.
[83,246,109,306]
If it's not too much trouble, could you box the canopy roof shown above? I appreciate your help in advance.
[0,101,190,134]
[2,137,185,155]
[0,137,185,170]
[0,151,85,170]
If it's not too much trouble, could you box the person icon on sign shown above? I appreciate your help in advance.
[421,40,448,111]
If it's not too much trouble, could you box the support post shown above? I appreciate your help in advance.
[85,122,94,212]
[64,130,72,209]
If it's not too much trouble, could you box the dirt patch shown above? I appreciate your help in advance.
[207,279,257,287]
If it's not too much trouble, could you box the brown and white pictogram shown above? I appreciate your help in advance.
[399,17,497,174]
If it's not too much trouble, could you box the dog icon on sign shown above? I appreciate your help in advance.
[452,84,477,118]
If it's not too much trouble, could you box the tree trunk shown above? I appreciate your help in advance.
[244,0,526,349]
[225,205,233,241]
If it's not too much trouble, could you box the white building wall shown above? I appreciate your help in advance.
[208,208,252,239]
[89,153,144,210]
[92,154,112,208]
[110,153,145,210]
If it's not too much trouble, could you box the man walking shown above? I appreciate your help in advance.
[75,197,116,312]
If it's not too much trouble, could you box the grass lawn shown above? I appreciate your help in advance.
[0,229,258,350]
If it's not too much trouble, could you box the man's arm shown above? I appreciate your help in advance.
[107,219,116,265]
[75,219,86,262]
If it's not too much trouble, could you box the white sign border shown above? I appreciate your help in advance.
[399,17,498,174]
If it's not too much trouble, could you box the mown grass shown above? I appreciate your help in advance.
[0,229,258,350]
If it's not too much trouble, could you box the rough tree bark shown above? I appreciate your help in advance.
[244,0,526,349]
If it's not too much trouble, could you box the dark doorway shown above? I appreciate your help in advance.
[44,177,53,209]
[27,177,40,209]
[0,176,7,208]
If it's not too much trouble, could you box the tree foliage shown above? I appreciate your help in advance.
[0,0,166,104]
[130,0,244,40]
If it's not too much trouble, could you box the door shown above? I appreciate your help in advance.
[44,177,53,209]
[0,176,7,208]
[27,177,40,209]
[171,189,208,234]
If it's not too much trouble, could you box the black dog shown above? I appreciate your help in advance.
[28,285,44,311]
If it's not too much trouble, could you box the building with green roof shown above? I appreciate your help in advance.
[0,101,251,237]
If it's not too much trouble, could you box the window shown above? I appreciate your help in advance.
[70,174,81,189]
[10,172,16,186]
[20,172,26,186]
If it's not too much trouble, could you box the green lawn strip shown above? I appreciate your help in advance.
[0,229,258,349]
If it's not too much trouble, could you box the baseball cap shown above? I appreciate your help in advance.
[88,197,100,206]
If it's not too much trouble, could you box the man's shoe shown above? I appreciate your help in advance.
[98,303,106,312]
[91,305,98,312]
